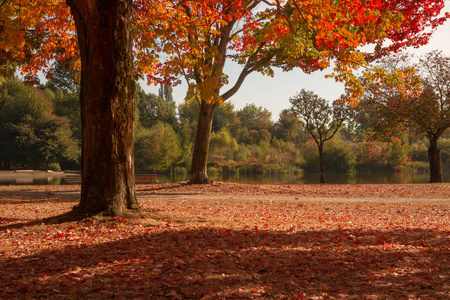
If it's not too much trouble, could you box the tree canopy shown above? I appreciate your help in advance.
[132,0,449,183]
[0,0,78,82]
[290,89,353,183]
[0,0,449,189]
[0,78,79,169]
[359,51,450,182]
[134,0,449,101]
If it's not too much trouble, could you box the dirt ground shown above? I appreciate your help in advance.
[0,182,449,299]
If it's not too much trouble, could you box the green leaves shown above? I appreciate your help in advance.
[290,89,353,144]
[134,122,181,172]
[0,79,79,168]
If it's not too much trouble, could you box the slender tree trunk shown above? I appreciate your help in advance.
[318,143,325,184]
[428,137,442,183]
[67,0,138,216]
[190,101,215,184]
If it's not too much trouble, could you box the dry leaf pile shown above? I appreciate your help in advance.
[0,182,449,299]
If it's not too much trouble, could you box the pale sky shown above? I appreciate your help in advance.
[142,4,450,121]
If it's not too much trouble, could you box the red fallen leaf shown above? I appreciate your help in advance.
[200,285,212,297]
[366,273,376,281]
[166,290,183,299]
[65,275,82,282]
[18,282,30,293]
[382,243,392,249]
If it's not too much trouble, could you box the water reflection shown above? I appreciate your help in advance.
[0,171,448,185]
[0,176,63,185]
[158,171,448,184]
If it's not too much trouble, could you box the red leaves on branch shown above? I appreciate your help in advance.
[0,0,78,80]
[1,0,447,101]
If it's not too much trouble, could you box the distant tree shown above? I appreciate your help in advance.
[44,60,80,93]
[208,129,238,167]
[212,102,237,134]
[359,51,450,182]
[178,99,237,135]
[236,104,273,144]
[178,98,199,124]
[273,109,307,144]
[136,85,177,130]
[302,137,356,173]
[44,87,82,142]
[177,117,194,170]
[134,122,181,172]
[0,79,79,169]
[290,89,353,183]
[177,98,199,143]
[158,84,174,103]
[237,104,272,132]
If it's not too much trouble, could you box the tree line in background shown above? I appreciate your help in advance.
[2,0,448,216]
[1,51,449,183]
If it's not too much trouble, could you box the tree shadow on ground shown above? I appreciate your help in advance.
[1,225,448,299]
[0,191,79,205]
[0,191,83,230]
[0,210,87,231]
[137,182,212,197]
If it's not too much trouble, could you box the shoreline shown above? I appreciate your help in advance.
[1,181,450,200]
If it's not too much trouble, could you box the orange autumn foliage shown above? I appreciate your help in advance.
[0,0,78,81]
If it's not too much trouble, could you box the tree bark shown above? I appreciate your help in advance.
[318,143,325,184]
[190,101,215,184]
[66,0,138,216]
[428,137,442,183]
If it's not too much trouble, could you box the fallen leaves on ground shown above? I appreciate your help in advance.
[0,182,449,299]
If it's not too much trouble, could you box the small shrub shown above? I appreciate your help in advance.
[47,162,61,172]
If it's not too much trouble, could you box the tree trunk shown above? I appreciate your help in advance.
[318,143,325,184]
[428,137,442,183]
[190,102,215,184]
[67,0,138,216]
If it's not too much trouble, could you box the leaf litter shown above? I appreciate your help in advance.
[0,182,449,299]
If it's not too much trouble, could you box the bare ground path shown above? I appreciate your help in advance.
[0,182,449,299]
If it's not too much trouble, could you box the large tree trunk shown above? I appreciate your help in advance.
[318,143,325,184]
[67,0,138,216]
[190,102,215,184]
[428,137,442,183]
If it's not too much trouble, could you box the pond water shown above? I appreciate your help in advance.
[0,173,68,186]
[159,171,449,185]
[1,171,446,186]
